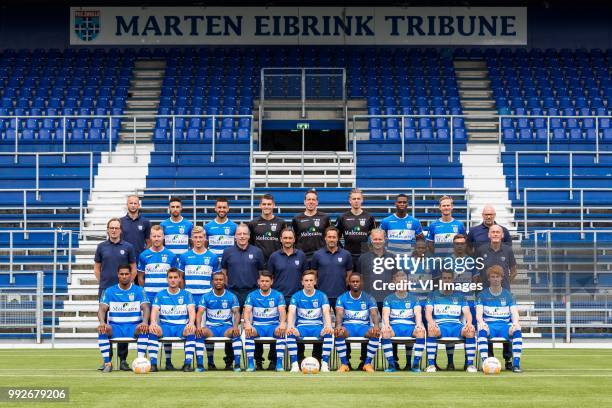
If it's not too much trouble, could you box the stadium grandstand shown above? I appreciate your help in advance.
[0,0,611,404]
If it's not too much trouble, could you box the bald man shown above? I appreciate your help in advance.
[467,205,511,254]
[474,225,516,289]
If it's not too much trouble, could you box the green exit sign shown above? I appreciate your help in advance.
[296,123,310,130]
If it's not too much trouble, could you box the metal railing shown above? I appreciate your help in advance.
[531,229,612,345]
[349,113,611,163]
[513,151,612,200]
[0,271,44,344]
[522,188,612,235]
[2,151,94,195]
[260,67,347,121]
[0,113,254,165]
[259,151,350,187]
[0,188,84,232]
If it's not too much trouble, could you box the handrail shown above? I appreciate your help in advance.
[0,113,254,166]
[0,152,94,196]
[349,113,612,164]
[260,67,346,121]
[513,150,612,200]
[522,187,612,236]
[0,188,84,234]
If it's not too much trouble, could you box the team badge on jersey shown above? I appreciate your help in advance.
[120,250,125,255]
[361,302,367,310]
[248,253,253,259]
[179,227,185,234]
[337,257,343,263]
[269,300,275,307]
[222,301,228,308]
[271,224,277,232]
[313,300,319,307]
[453,226,458,233]
[138,225,143,231]
[405,302,410,308]
[314,219,320,227]
[162,255,168,263]
[360,219,366,226]
[501,298,507,306]
[204,258,210,265]
[178,296,184,305]
[294,260,300,266]
[129,293,135,301]
[225,227,230,235]
[452,298,458,304]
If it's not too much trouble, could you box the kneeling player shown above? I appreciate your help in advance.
[286,270,334,373]
[97,265,150,373]
[425,269,477,373]
[381,271,426,372]
[476,265,522,373]
[243,271,287,372]
[334,272,380,373]
[148,268,196,372]
[195,272,242,372]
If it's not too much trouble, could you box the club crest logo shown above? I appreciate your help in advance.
[314,219,320,227]
[361,302,367,310]
[360,219,366,227]
[271,224,277,232]
[294,260,300,266]
[179,227,185,234]
[120,250,125,255]
[453,226,458,233]
[405,302,410,308]
[74,10,100,42]
[269,300,275,307]
[313,300,319,308]
[204,258,210,265]
[452,298,458,304]
[161,255,168,263]
[138,225,143,231]
[225,227,230,235]
[337,257,343,263]
[129,293,135,301]
[222,301,228,308]
[178,296,184,305]
[500,299,507,306]
[248,253,253,260]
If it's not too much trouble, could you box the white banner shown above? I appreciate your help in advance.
[70,7,527,46]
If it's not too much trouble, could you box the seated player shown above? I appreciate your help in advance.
[195,271,242,372]
[178,226,220,369]
[476,265,523,373]
[97,265,150,373]
[286,270,334,373]
[381,271,426,372]
[243,270,287,372]
[334,272,380,373]
[425,269,477,373]
[148,267,196,372]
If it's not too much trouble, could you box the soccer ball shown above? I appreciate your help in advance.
[482,357,502,375]
[131,357,151,374]
[300,357,320,374]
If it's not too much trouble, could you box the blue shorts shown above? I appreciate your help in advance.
[159,323,186,338]
[487,322,512,340]
[206,324,232,338]
[438,322,464,338]
[253,324,279,338]
[109,323,139,339]
[391,323,415,338]
[296,324,323,338]
[343,324,370,338]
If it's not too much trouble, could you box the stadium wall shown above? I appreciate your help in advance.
[0,5,610,49]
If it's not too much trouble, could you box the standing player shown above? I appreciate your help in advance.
[243,271,287,372]
[427,195,466,256]
[138,225,179,368]
[160,197,193,256]
[147,268,196,372]
[380,194,424,255]
[286,270,334,373]
[425,269,477,373]
[195,272,242,372]
[334,272,380,373]
[476,265,523,373]
[205,197,238,258]
[381,271,426,372]
[248,194,287,262]
[97,265,150,373]
[335,188,377,264]
[178,226,220,369]
[291,190,331,261]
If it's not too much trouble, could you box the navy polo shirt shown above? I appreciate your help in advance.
[120,213,151,258]
[268,248,307,297]
[221,244,265,290]
[467,223,512,248]
[475,243,516,289]
[94,239,136,290]
[311,247,353,299]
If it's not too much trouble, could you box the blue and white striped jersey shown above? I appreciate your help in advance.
[477,288,516,324]
[336,291,377,326]
[153,288,194,326]
[178,249,220,296]
[100,284,148,325]
[198,290,239,327]
[383,292,421,326]
[244,289,285,326]
[204,219,237,257]
[160,217,193,255]
[138,247,179,300]
[290,289,329,327]
[427,290,467,325]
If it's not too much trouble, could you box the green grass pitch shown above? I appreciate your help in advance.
[0,348,610,407]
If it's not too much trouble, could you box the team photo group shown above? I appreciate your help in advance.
[95,189,523,374]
